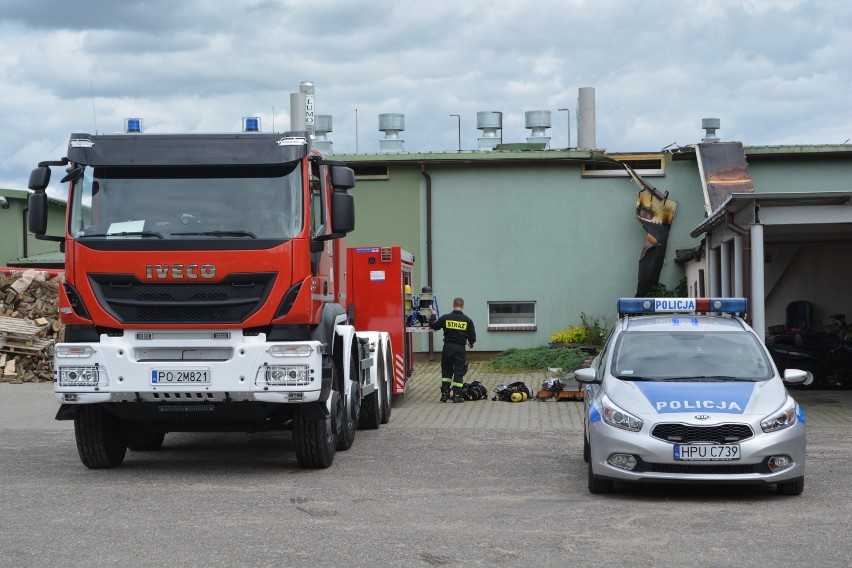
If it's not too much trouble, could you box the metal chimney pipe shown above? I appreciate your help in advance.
[289,81,316,135]
[577,87,596,150]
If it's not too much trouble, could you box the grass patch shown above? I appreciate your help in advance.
[488,346,586,372]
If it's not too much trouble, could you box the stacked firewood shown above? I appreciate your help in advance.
[0,270,63,383]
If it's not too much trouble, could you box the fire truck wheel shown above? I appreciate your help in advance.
[74,406,129,469]
[127,428,166,451]
[336,354,358,451]
[293,395,337,469]
[380,349,392,425]
[359,346,384,430]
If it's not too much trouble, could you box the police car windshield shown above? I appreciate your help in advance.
[611,331,773,382]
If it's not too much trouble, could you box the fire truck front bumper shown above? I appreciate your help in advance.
[53,330,330,406]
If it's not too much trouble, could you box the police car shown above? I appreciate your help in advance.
[576,298,808,495]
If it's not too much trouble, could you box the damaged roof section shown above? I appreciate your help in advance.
[696,142,754,214]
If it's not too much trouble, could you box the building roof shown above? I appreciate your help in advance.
[690,191,852,241]
[6,250,65,268]
[0,187,66,207]
[671,143,852,161]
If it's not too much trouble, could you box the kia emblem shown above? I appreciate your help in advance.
[695,414,710,420]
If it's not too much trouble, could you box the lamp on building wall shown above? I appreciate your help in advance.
[0,196,9,210]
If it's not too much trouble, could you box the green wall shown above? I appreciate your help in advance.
[320,147,852,352]
[345,165,423,290]
[336,153,708,351]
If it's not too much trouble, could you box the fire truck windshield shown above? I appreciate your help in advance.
[69,164,303,241]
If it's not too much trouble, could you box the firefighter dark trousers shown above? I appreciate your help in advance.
[441,342,467,396]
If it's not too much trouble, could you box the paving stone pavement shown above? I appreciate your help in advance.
[386,360,852,433]
[386,360,585,431]
[1,361,850,433]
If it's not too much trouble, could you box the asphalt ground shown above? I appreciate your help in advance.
[1,361,851,567]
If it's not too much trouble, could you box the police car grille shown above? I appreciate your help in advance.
[647,462,770,475]
[651,423,754,443]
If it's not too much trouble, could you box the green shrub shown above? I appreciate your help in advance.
[489,346,585,372]
[550,313,611,347]
[579,312,610,347]
[649,276,688,298]
[550,325,587,344]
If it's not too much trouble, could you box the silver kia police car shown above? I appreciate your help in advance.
[576,298,808,495]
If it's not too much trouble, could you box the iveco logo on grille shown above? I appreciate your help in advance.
[145,264,216,279]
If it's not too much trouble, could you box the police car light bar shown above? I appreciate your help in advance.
[618,297,748,315]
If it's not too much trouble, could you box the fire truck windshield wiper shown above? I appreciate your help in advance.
[80,231,164,239]
[171,230,257,238]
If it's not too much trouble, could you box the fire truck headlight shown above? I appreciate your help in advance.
[58,366,104,387]
[260,365,313,386]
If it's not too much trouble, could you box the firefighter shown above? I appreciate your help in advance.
[429,297,477,403]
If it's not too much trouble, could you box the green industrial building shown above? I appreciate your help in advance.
[3,134,852,353]
[340,143,852,351]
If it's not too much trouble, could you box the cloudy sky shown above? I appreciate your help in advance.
[2,0,850,193]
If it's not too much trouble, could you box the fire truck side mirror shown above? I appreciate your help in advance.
[28,191,49,235]
[28,166,51,191]
[331,191,355,235]
[330,165,355,190]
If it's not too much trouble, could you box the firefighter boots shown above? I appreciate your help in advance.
[452,386,465,403]
[440,384,451,403]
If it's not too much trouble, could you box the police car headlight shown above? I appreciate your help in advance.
[601,395,643,432]
[761,397,798,433]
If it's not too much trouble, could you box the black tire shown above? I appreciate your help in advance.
[588,456,614,494]
[776,476,805,496]
[380,349,393,425]
[292,400,337,469]
[127,428,166,451]
[359,347,383,430]
[74,406,128,469]
[336,353,358,451]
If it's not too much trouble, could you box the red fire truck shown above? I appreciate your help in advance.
[27,128,416,469]
[347,246,417,395]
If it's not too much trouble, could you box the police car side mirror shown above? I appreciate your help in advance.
[574,367,600,384]
[783,368,809,386]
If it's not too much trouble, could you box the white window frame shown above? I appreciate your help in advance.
[487,301,537,331]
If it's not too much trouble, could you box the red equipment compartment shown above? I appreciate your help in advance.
[347,246,415,395]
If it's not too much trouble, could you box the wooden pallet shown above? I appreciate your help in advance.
[0,337,52,356]
[0,316,45,344]
[538,389,584,401]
